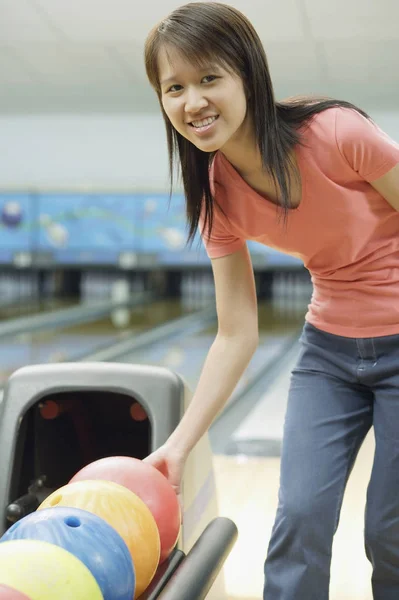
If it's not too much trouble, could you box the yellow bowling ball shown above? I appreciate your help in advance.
[39,479,161,598]
[0,539,103,600]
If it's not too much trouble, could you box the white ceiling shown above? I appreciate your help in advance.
[1,0,398,114]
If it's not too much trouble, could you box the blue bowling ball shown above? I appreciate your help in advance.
[0,506,135,600]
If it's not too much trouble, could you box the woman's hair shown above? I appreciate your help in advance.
[144,1,371,246]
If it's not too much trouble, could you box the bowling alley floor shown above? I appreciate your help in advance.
[213,430,375,600]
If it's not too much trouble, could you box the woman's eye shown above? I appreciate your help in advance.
[167,75,218,93]
[168,84,182,93]
[202,75,217,83]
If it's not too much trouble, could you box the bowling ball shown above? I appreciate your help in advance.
[1,201,23,228]
[38,479,160,598]
[0,539,103,600]
[0,585,31,600]
[1,506,135,600]
[70,456,181,563]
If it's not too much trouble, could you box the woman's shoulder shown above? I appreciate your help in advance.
[300,106,369,155]
[305,105,372,139]
[303,106,342,135]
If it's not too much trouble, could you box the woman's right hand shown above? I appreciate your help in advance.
[143,443,187,513]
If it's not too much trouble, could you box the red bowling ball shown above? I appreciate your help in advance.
[70,456,181,563]
[0,585,31,599]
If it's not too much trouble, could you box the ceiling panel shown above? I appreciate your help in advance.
[264,40,323,83]
[305,0,399,40]
[0,0,398,114]
[322,39,399,84]
[28,0,181,42]
[0,0,61,42]
[0,83,159,113]
[133,0,308,43]
[21,0,309,43]
[109,42,149,81]
[9,43,134,86]
[0,47,41,84]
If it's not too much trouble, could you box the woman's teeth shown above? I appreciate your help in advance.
[191,116,218,129]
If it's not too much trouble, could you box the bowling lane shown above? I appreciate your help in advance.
[212,339,301,457]
[0,300,197,387]
[0,297,79,321]
[116,300,305,410]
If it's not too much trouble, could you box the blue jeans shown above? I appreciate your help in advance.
[264,322,399,600]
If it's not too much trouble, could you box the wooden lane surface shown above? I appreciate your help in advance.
[213,430,375,600]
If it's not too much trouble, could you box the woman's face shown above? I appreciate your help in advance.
[158,45,251,154]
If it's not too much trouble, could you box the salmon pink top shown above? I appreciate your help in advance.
[200,107,399,338]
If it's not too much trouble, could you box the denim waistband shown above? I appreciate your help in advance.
[302,321,399,362]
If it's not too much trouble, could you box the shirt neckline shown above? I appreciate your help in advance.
[217,145,307,213]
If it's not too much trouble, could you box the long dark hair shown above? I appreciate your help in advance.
[144,1,371,245]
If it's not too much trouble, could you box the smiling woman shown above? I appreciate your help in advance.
[143,4,399,600]
[157,46,249,156]
[143,2,384,243]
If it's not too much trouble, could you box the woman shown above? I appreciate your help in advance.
[143,2,399,598]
